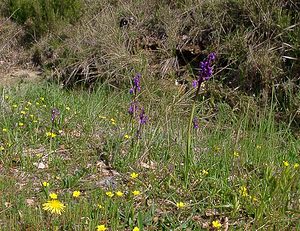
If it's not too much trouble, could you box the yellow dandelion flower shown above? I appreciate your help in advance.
[132,190,141,196]
[111,121,116,125]
[106,191,114,198]
[46,132,57,138]
[130,172,139,179]
[110,118,116,123]
[133,227,140,231]
[73,191,81,198]
[18,122,24,127]
[202,169,209,175]
[116,191,124,197]
[124,134,130,139]
[42,200,65,215]
[49,193,58,199]
[256,145,262,149]
[2,128,8,132]
[239,186,248,197]
[42,182,49,187]
[294,163,299,169]
[283,161,289,167]
[212,220,222,229]
[96,225,107,231]
[233,151,239,157]
[97,204,103,209]
[176,201,185,208]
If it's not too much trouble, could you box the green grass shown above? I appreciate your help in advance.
[0,81,299,230]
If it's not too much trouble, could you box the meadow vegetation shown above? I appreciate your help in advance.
[0,0,300,230]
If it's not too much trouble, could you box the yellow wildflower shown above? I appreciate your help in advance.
[96,225,107,231]
[130,172,139,179]
[40,97,45,101]
[176,201,185,208]
[233,151,239,157]
[133,227,140,231]
[294,163,299,169]
[283,161,289,167]
[116,191,124,197]
[124,134,130,139]
[132,190,141,196]
[66,106,70,111]
[239,186,248,197]
[46,132,57,138]
[2,128,7,132]
[110,118,116,125]
[202,169,209,175]
[42,200,65,215]
[73,191,81,198]
[42,182,49,187]
[256,145,262,149]
[49,193,58,199]
[212,220,222,229]
[106,191,114,198]
[97,204,103,209]
[18,122,24,127]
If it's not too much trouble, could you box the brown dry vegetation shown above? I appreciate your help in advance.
[0,0,300,127]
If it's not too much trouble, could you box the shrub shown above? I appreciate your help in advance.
[4,0,82,38]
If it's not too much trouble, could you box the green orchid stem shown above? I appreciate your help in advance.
[184,101,196,186]
[184,80,202,186]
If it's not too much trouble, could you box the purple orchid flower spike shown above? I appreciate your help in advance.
[128,101,138,115]
[51,108,60,123]
[193,117,199,129]
[193,52,216,96]
[130,73,141,94]
[139,108,148,125]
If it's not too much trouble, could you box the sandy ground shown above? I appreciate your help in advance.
[0,69,42,86]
